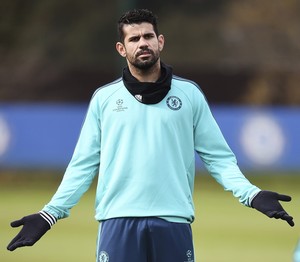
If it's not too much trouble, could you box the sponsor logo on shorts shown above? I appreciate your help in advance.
[99,251,109,262]
[184,249,194,262]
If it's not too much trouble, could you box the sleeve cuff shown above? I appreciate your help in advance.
[39,211,57,227]
[249,190,262,208]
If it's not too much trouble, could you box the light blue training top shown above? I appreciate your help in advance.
[43,76,260,223]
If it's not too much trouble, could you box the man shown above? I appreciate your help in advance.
[7,9,294,262]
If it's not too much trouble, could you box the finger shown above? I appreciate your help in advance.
[7,236,36,250]
[22,239,36,247]
[7,241,24,251]
[273,211,295,227]
[266,210,277,218]
[273,211,287,219]
[7,243,17,251]
[281,213,294,227]
[286,218,295,227]
[10,219,24,228]
[7,235,24,251]
[277,194,292,202]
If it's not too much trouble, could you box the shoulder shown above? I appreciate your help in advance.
[92,78,123,98]
[172,75,206,100]
[86,78,124,111]
[88,77,126,105]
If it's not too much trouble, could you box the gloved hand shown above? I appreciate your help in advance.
[251,190,294,227]
[7,211,56,251]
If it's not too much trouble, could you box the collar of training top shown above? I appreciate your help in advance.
[122,63,172,104]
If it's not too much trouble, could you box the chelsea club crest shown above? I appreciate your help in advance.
[166,96,182,110]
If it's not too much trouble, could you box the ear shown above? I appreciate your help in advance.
[116,42,127,57]
[158,34,165,52]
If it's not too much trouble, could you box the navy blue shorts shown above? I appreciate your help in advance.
[96,217,194,262]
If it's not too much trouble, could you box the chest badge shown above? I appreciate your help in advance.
[166,96,182,110]
[113,99,128,112]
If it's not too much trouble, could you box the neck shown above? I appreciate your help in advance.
[127,60,161,82]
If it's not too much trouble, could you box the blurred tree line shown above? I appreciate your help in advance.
[0,0,299,104]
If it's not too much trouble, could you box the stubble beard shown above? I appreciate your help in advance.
[129,49,160,71]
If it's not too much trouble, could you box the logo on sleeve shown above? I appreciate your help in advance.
[166,96,182,110]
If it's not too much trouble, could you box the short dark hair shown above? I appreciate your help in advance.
[117,9,159,42]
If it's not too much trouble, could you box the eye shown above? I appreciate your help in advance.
[129,36,140,42]
[144,33,155,39]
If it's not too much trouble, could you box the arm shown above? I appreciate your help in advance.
[193,88,294,226]
[193,89,259,206]
[43,93,101,219]
[7,94,102,250]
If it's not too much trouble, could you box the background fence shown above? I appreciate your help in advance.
[1,104,299,171]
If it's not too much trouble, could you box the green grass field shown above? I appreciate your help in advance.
[0,171,299,262]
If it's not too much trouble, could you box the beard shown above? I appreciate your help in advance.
[128,48,160,70]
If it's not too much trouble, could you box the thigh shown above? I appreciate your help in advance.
[96,218,148,262]
[148,218,195,262]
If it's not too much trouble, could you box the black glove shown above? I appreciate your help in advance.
[7,211,56,251]
[251,190,294,227]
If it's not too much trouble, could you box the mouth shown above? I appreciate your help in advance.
[137,50,152,58]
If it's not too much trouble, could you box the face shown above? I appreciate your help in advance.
[116,22,164,70]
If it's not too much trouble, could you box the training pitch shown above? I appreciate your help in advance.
[0,171,299,262]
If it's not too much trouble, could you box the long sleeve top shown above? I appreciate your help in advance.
[43,74,260,223]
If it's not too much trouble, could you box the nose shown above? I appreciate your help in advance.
[138,37,149,48]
